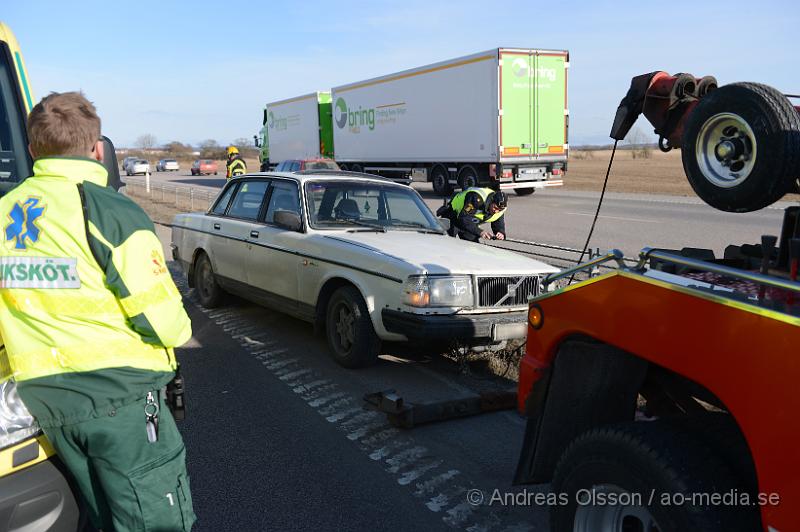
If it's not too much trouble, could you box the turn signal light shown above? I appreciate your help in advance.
[528,305,544,330]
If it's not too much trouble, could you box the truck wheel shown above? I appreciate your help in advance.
[514,188,535,196]
[350,164,363,173]
[682,82,800,212]
[325,286,381,368]
[458,166,478,189]
[194,252,224,308]
[551,421,760,532]
[431,166,452,196]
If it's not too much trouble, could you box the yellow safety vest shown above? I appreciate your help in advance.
[0,158,191,386]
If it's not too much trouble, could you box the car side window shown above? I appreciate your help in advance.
[290,161,301,172]
[227,180,269,220]
[264,181,300,224]
[211,183,238,215]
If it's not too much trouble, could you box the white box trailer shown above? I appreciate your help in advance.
[331,48,568,196]
[262,92,334,168]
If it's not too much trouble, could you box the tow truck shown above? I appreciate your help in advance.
[0,22,122,531]
[515,74,800,531]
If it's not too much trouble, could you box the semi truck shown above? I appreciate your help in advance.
[258,48,569,195]
[516,74,800,532]
[258,91,334,171]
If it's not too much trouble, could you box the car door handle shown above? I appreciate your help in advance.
[213,223,221,230]
[250,230,259,238]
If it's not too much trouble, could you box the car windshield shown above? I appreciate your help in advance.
[305,160,339,170]
[305,180,442,233]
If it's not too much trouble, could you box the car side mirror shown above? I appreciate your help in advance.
[438,217,451,232]
[101,136,123,191]
[274,210,302,232]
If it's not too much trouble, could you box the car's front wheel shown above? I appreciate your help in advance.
[325,286,381,368]
[194,252,224,308]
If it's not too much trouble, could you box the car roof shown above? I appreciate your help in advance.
[232,170,402,186]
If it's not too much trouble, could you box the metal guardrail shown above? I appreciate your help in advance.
[122,177,219,212]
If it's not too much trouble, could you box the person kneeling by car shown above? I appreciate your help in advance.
[437,187,508,242]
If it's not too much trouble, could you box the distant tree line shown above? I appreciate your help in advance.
[129,134,259,160]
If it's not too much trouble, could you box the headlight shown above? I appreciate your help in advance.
[0,379,39,450]
[403,275,473,307]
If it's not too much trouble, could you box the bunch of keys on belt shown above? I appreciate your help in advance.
[145,391,159,443]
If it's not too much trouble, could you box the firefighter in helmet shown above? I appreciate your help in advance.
[438,187,508,242]
[226,145,247,179]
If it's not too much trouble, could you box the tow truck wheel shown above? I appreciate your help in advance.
[431,166,452,196]
[194,252,224,308]
[550,421,759,532]
[325,286,381,368]
[682,82,800,212]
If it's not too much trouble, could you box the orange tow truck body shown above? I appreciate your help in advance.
[518,267,800,530]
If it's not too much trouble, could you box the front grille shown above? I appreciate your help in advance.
[477,276,540,308]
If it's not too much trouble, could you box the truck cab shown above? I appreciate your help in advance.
[0,22,83,532]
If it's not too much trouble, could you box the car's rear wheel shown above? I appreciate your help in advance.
[515,187,535,196]
[325,286,381,368]
[194,252,224,308]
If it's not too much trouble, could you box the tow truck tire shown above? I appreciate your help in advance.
[550,421,760,532]
[682,82,800,212]
[514,188,535,196]
[431,166,452,196]
[194,252,224,308]
[325,286,381,368]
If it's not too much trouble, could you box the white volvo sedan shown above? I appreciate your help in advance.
[171,171,558,367]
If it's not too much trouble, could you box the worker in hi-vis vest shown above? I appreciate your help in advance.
[225,145,247,179]
[438,187,508,242]
[0,92,195,531]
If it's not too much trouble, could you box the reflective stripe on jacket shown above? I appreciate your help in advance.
[0,158,191,425]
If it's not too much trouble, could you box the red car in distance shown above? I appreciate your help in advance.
[191,159,219,176]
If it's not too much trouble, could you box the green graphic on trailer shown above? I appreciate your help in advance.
[317,93,334,158]
[501,53,533,157]
[534,54,567,156]
[500,53,566,158]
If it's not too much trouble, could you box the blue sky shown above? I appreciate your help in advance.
[4,0,798,147]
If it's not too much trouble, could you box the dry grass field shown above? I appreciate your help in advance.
[566,148,800,202]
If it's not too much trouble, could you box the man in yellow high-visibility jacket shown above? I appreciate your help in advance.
[0,92,195,531]
[439,187,508,242]
[225,145,247,179]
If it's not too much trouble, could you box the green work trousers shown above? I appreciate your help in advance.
[42,391,196,531]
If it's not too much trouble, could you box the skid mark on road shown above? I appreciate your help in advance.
[171,265,535,531]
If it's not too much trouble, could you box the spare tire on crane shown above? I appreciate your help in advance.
[681,82,800,212]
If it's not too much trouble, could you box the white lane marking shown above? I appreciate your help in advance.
[359,427,401,447]
[566,212,658,223]
[385,446,427,473]
[264,358,299,370]
[339,411,379,429]
[443,501,476,527]
[307,392,346,408]
[299,383,339,401]
[317,398,355,416]
[347,420,388,441]
[414,470,461,497]
[327,407,363,423]
[369,440,409,461]
[398,459,443,486]
[279,367,314,382]
[293,379,330,394]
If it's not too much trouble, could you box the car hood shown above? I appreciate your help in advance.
[320,231,558,276]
